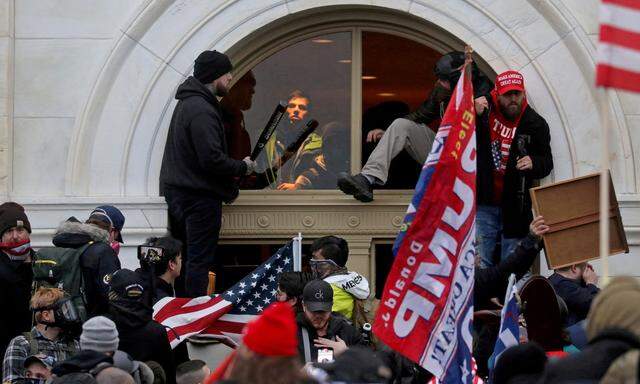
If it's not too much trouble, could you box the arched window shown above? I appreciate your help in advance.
[222,25,457,192]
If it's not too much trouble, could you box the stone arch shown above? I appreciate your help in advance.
[65,0,636,198]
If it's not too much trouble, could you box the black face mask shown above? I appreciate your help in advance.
[33,298,82,335]
[20,378,47,384]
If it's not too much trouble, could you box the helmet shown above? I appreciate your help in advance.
[434,51,466,86]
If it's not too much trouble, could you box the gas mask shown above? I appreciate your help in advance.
[33,298,82,335]
[309,259,339,279]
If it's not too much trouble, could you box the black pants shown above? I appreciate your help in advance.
[164,187,222,297]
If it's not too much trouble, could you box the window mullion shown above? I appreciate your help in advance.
[350,27,362,174]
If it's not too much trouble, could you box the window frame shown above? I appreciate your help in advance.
[226,8,491,197]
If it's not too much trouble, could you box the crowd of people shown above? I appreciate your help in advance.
[0,48,632,384]
[0,198,625,384]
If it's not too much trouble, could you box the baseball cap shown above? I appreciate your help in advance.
[303,279,333,312]
[495,70,525,95]
[24,353,56,369]
[109,269,144,301]
[88,205,125,242]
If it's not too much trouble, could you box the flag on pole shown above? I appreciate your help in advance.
[153,241,294,348]
[488,274,520,376]
[596,0,640,92]
[373,60,476,383]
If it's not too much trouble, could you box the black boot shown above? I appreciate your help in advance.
[337,172,374,202]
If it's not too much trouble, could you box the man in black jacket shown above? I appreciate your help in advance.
[476,70,553,267]
[337,51,494,202]
[0,202,35,372]
[296,279,365,364]
[160,50,257,297]
[107,269,175,384]
[474,215,549,310]
[548,262,599,327]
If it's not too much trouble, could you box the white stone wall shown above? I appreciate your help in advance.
[0,0,638,273]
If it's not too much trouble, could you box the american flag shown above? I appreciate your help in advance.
[489,274,520,376]
[153,242,294,348]
[596,0,640,92]
[491,140,510,172]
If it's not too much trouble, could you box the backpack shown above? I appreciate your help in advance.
[352,296,378,328]
[22,330,77,357]
[32,243,92,322]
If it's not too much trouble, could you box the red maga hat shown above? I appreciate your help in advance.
[495,70,525,95]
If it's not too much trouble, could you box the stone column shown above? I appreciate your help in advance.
[342,234,373,282]
[0,0,13,199]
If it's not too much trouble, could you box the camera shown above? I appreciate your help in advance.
[138,245,164,265]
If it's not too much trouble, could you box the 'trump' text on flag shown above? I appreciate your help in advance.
[374,59,477,383]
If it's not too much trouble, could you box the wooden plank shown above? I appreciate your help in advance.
[529,172,629,269]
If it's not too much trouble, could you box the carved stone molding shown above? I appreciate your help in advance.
[219,191,411,238]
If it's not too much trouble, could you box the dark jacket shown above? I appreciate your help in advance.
[548,273,599,326]
[476,103,553,238]
[474,233,541,310]
[296,312,365,363]
[134,267,175,306]
[0,251,33,369]
[52,220,120,318]
[538,328,640,383]
[51,350,112,376]
[406,67,494,125]
[160,76,247,202]
[108,300,175,384]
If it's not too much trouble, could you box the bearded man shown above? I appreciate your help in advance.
[160,50,257,297]
[476,70,553,268]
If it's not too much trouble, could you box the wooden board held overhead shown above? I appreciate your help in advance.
[529,172,628,269]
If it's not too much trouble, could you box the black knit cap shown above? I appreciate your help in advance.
[193,50,232,84]
[0,202,31,237]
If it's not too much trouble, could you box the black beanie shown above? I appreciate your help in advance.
[0,202,31,237]
[193,50,232,84]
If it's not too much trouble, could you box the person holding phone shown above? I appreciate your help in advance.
[136,236,183,305]
[296,280,365,364]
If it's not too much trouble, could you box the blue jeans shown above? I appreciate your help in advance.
[476,205,523,268]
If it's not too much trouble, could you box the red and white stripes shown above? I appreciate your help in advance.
[596,0,640,92]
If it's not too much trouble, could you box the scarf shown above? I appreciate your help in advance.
[0,238,32,261]
[488,90,528,202]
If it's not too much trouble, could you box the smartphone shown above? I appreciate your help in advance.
[317,348,334,363]
[138,245,164,264]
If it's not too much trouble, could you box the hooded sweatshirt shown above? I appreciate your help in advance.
[160,76,247,202]
[323,271,370,320]
[52,220,120,318]
[108,299,176,384]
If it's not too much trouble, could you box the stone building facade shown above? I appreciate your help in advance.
[1,0,639,286]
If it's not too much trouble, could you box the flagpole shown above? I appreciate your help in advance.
[293,232,302,272]
[597,87,610,286]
